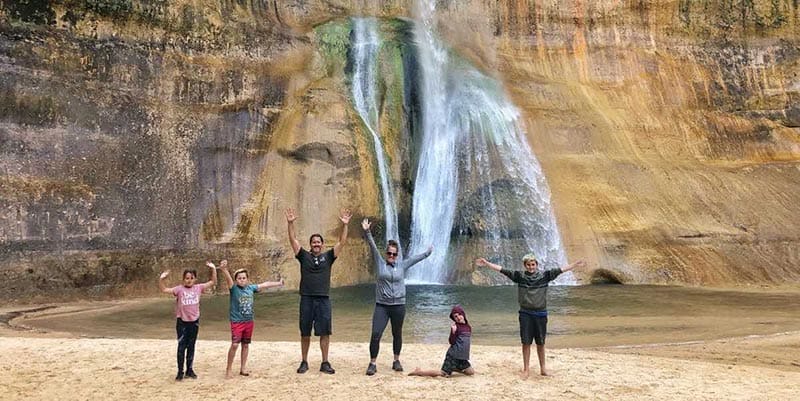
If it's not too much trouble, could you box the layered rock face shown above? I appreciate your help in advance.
[0,0,380,299]
[449,0,800,285]
[0,1,798,299]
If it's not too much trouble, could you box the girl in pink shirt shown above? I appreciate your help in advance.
[159,261,217,381]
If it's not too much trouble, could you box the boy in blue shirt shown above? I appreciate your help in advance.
[219,260,284,378]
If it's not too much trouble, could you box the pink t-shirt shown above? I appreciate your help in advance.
[172,283,208,322]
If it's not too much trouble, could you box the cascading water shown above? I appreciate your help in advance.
[350,17,400,247]
[406,1,574,284]
[406,0,460,283]
[451,65,573,284]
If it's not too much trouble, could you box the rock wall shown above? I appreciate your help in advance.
[0,0,380,300]
[434,0,800,284]
[0,0,798,300]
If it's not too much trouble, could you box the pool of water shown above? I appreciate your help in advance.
[22,285,800,347]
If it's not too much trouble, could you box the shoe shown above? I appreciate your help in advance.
[392,360,403,372]
[296,360,309,374]
[365,363,377,376]
[184,370,197,379]
[175,372,184,381]
[320,361,336,374]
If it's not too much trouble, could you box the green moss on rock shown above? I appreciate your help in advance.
[315,19,352,76]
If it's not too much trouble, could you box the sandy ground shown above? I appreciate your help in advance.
[2,303,799,400]
[1,334,799,400]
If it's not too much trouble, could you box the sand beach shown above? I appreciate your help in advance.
[2,302,799,401]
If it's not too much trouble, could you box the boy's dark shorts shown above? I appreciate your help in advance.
[299,295,332,337]
[519,312,547,345]
[440,354,471,375]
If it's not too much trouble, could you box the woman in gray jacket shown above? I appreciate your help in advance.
[362,218,433,376]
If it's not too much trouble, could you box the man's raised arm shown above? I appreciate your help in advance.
[285,208,301,256]
[333,208,352,258]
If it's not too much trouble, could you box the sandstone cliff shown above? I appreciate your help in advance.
[0,0,798,300]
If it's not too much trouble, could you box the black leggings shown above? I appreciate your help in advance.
[176,318,199,373]
[369,304,406,359]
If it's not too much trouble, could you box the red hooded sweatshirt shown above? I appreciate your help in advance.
[447,305,472,359]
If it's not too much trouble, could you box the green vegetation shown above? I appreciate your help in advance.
[2,0,55,24]
[315,19,352,76]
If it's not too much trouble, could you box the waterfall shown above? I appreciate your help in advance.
[406,1,460,283]
[406,2,573,284]
[350,18,401,246]
[451,65,573,284]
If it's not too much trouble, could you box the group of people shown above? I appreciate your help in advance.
[159,208,585,381]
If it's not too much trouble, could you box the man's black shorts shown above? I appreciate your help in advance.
[519,312,547,345]
[299,295,332,337]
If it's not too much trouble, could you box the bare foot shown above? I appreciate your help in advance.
[408,368,423,376]
[540,369,550,376]
[519,369,530,379]
[225,371,234,379]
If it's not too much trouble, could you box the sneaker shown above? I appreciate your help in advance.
[365,363,377,376]
[392,360,403,372]
[296,360,309,374]
[320,361,336,374]
[184,370,197,379]
[175,372,184,381]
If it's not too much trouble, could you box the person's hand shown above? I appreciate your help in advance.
[340,209,352,224]
[571,260,587,271]
[451,322,457,332]
[475,258,488,267]
[362,218,371,231]
[278,277,285,287]
[220,259,228,271]
[285,208,297,223]
[206,261,215,269]
[159,271,170,280]
[427,245,434,254]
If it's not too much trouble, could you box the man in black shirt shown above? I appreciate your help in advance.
[286,207,352,374]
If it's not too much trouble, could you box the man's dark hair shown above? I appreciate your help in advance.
[309,234,324,244]
[386,240,399,251]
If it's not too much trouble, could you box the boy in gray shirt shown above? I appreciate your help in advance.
[476,254,585,378]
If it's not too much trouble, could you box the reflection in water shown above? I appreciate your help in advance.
[23,285,800,348]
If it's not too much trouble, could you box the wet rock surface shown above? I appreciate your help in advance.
[1,1,799,299]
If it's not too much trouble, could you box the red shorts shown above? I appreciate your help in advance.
[230,321,254,344]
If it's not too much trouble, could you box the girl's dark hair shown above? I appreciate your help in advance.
[309,234,324,243]
[183,270,197,279]
[386,240,399,251]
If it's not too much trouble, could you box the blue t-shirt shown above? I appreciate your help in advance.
[229,284,259,322]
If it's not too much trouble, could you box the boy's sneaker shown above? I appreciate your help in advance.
[365,363,377,376]
[320,361,336,374]
[175,372,184,381]
[392,360,404,372]
[184,370,197,379]
[296,360,309,374]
